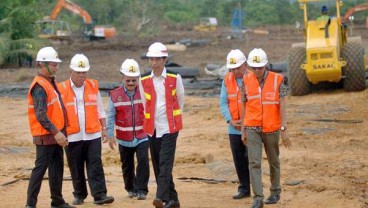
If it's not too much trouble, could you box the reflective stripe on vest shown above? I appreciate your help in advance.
[57,79,100,135]
[28,76,65,136]
[244,72,283,132]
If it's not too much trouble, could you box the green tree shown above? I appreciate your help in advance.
[0,0,41,67]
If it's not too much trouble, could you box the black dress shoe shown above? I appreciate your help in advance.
[93,195,114,205]
[153,198,164,208]
[265,194,280,204]
[251,200,264,208]
[72,198,84,205]
[164,200,180,208]
[232,192,251,199]
[25,206,36,208]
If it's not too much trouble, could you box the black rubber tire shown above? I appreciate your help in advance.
[342,42,366,91]
[288,47,311,96]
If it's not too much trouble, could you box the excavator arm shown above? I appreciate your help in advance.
[343,3,368,26]
[50,0,92,24]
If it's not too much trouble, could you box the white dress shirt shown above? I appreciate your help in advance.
[140,68,185,137]
[67,79,106,142]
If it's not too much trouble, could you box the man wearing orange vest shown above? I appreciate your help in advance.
[140,42,184,208]
[58,54,114,206]
[107,59,150,200]
[243,48,291,208]
[220,49,251,200]
[26,47,75,208]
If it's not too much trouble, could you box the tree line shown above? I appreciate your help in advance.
[1,0,367,67]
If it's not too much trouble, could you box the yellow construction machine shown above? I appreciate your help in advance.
[288,0,367,96]
[193,17,218,32]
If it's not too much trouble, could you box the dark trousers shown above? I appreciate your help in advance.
[26,144,65,207]
[118,141,149,194]
[229,134,251,194]
[149,132,179,203]
[65,138,107,200]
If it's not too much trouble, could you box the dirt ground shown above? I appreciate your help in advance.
[0,26,368,208]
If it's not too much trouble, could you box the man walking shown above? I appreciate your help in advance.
[26,46,75,208]
[243,48,291,208]
[219,49,251,200]
[58,54,114,205]
[140,42,184,208]
[107,59,150,200]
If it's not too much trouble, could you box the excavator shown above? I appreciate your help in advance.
[36,0,116,41]
[343,3,368,29]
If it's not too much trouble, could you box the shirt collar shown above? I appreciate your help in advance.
[150,67,167,78]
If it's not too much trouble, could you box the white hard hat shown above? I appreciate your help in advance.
[36,47,62,63]
[226,49,246,69]
[70,54,90,72]
[120,59,140,77]
[247,48,268,67]
[146,42,168,57]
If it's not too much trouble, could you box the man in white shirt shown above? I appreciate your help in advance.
[140,42,184,208]
[58,54,114,206]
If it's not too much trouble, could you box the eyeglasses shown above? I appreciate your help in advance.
[125,79,137,83]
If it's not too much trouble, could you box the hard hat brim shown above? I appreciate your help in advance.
[146,52,168,58]
[121,71,140,77]
[247,61,268,68]
[70,65,90,72]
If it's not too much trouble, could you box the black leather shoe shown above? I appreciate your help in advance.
[51,203,76,208]
[137,193,147,200]
[250,200,264,208]
[164,200,180,208]
[153,198,164,208]
[232,192,251,199]
[72,198,84,205]
[25,206,36,208]
[265,194,280,204]
[93,195,114,205]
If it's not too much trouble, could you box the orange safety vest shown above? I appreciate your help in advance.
[141,71,183,135]
[224,70,251,124]
[243,71,284,133]
[110,86,147,141]
[58,79,101,135]
[28,76,65,136]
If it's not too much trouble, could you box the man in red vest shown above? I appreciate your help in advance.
[58,54,114,206]
[107,59,150,200]
[26,47,75,208]
[220,49,251,200]
[140,42,184,208]
[243,48,291,208]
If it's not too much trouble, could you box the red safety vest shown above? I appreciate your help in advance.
[243,71,283,132]
[141,71,183,135]
[28,76,65,136]
[58,79,101,135]
[110,86,147,141]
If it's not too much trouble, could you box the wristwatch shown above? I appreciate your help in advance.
[280,126,287,131]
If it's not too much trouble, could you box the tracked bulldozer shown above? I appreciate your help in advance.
[288,0,367,96]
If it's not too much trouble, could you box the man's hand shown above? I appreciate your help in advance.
[54,131,68,147]
[281,131,291,148]
[229,119,242,131]
[101,129,108,143]
[108,137,116,150]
